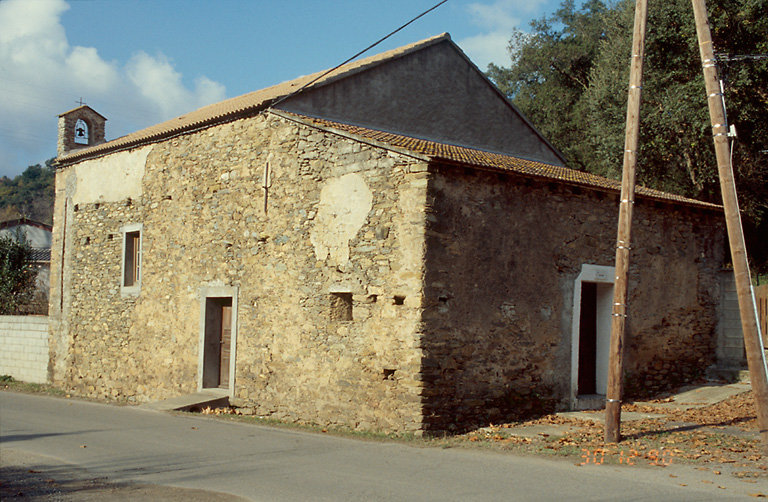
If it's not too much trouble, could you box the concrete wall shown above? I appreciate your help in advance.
[714,271,747,370]
[0,316,49,383]
[280,40,562,166]
[50,112,427,431]
[419,165,725,432]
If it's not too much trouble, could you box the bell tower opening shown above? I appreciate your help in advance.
[74,119,89,145]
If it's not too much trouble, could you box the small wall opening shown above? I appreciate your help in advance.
[393,295,406,305]
[123,230,141,287]
[329,292,353,321]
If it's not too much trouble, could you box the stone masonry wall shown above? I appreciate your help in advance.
[0,315,49,384]
[51,112,428,432]
[420,166,724,432]
[49,109,726,435]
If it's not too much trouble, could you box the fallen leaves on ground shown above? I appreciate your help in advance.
[454,389,766,478]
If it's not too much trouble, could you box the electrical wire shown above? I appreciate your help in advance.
[715,53,768,62]
[269,0,448,109]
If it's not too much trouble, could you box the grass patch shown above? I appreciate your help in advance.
[1,376,66,397]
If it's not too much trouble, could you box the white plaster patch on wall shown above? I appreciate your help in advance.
[310,173,373,266]
[73,146,152,204]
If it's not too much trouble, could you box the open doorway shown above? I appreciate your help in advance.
[198,287,238,395]
[203,297,232,389]
[570,265,615,409]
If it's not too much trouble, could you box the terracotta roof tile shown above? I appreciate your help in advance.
[292,114,721,210]
[57,33,451,165]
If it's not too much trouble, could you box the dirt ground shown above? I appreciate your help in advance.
[452,388,767,488]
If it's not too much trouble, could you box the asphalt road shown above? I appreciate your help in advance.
[1,391,762,501]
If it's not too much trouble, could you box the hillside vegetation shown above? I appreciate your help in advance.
[0,159,55,225]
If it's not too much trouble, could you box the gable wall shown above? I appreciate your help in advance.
[279,41,562,165]
[49,113,430,432]
[419,166,725,432]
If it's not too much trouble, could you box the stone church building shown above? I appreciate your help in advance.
[50,34,725,433]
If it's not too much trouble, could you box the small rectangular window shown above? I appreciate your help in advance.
[329,292,353,321]
[124,231,140,286]
[121,224,142,295]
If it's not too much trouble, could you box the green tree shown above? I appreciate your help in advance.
[487,0,610,171]
[489,0,768,272]
[0,230,38,315]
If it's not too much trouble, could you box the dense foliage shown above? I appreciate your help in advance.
[488,0,768,272]
[0,159,56,225]
[0,231,38,315]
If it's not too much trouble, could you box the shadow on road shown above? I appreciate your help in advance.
[0,452,247,501]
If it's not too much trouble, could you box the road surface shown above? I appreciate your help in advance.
[1,391,763,500]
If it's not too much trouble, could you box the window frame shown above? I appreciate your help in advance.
[120,223,143,296]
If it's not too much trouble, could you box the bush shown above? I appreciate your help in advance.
[0,230,38,314]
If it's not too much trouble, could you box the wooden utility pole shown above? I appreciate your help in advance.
[604,0,648,444]
[691,0,768,448]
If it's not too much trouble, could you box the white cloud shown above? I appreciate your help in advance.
[125,52,224,119]
[459,0,548,70]
[459,32,513,71]
[0,0,226,177]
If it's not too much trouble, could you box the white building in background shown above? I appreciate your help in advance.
[0,218,53,300]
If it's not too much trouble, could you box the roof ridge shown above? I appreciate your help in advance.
[57,33,451,165]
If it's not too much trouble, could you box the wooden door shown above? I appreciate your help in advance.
[203,297,232,389]
[219,305,231,388]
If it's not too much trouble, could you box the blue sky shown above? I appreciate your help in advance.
[0,0,571,177]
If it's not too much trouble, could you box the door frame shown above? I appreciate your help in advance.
[570,264,615,409]
[198,285,238,397]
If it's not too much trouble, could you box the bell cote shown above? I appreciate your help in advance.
[57,105,107,157]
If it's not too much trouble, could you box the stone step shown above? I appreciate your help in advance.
[139,391,230,412]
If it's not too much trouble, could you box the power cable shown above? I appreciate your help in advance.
[715,53,768,63]
[269,0,448,109]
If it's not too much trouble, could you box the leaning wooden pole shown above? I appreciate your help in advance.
[605,0,648,444]
[691,0,768,449]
